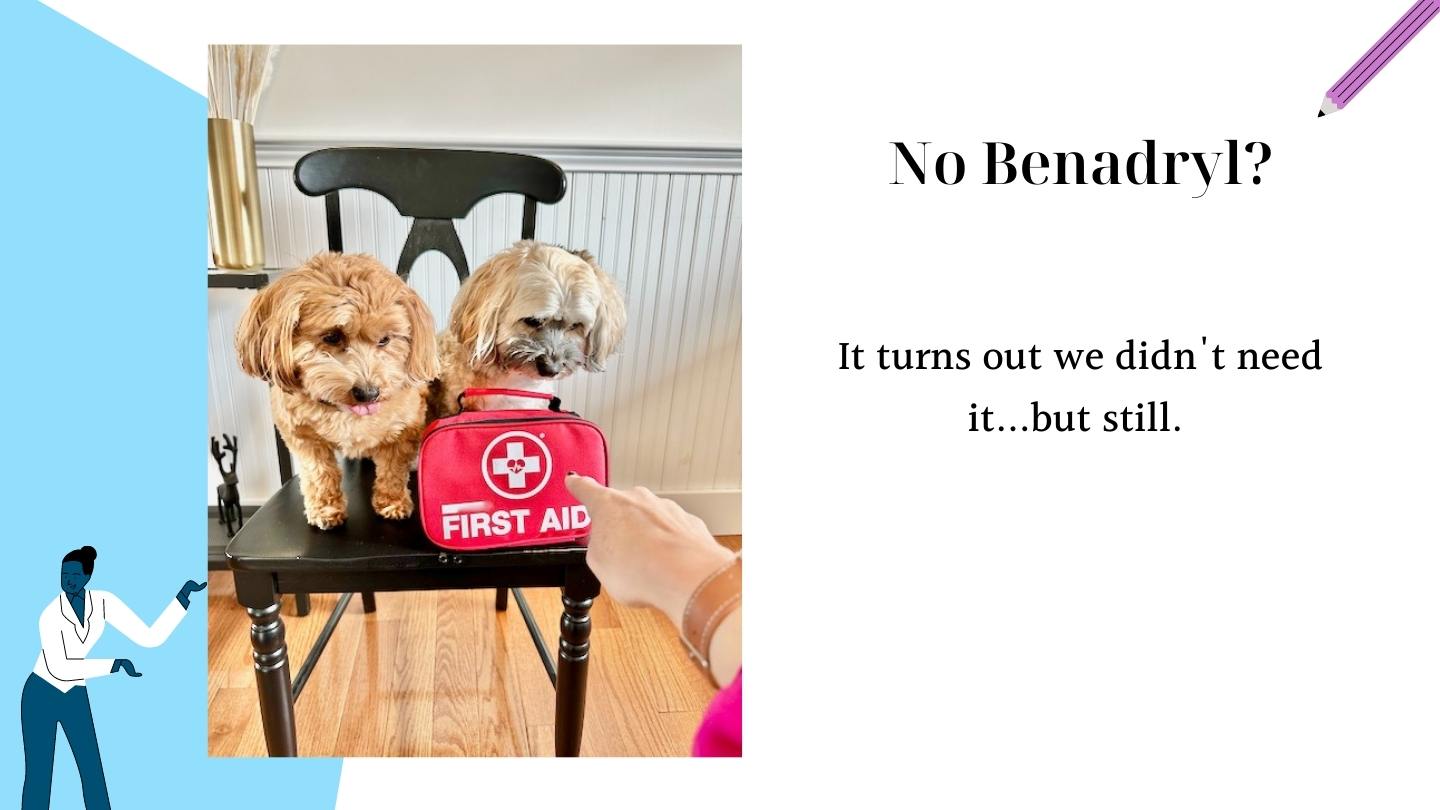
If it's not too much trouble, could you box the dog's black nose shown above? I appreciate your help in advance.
[351,385,381,403]
[535,358,558,378]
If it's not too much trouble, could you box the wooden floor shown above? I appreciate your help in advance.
[208,537,736,757]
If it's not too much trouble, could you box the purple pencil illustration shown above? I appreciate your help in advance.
[1318,0,1439,116]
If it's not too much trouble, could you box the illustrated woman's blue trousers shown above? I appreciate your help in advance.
[20,672,110,810]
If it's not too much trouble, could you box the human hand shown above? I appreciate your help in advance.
[111,659,142,677]
[565,474,735,627]
[176,579,208,609]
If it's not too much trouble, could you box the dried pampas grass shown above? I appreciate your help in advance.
[207,45,278,122]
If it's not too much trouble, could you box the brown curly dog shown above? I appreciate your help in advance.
[235,252,438,529]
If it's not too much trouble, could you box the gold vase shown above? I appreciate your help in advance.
[208,118,266,270]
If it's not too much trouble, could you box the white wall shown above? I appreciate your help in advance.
[207,46,742,532]
[255,45,741,149]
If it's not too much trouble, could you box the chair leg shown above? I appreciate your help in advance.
[293,593,311,617]
[235,572,297,757]
[362,591,377,613]
[494,587,509,611]
[554,566,600,757]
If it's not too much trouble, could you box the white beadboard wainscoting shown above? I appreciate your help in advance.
[207,143,741,533]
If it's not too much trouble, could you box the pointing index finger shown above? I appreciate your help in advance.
[564,473,611,505]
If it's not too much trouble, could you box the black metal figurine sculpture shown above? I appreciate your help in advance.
[212,433,243,537]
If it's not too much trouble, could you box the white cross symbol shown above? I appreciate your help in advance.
[491,441,540,489]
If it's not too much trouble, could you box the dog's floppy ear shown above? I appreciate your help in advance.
[235,272,305,391]
[397,283,439,384]
[580,253,627,372]
[450,246,522,365]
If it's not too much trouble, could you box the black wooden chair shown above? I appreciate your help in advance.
[226,147,600,757]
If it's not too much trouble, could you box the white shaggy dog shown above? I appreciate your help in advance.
[434,241,626,415]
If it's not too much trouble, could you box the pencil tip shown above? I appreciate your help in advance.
[1317,109,1326,117]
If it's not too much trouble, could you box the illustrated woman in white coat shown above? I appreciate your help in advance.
[20,546,205,810]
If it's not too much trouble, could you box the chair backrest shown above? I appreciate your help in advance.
[293,147,568,281]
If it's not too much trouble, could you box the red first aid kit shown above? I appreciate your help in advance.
[417,388,608,551]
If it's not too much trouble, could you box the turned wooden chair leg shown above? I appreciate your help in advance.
[362,591,377,613]
[495,587,509,611]
[554,566,600,757]
[235,572,298,757]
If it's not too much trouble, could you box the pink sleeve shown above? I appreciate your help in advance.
[692,669,742,757]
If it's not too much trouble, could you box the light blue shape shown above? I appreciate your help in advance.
[0,3,341,807]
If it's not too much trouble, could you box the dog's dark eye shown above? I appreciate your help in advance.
[522,317,543,329]
[377,335,391,347]
[570,322,584,331]
[322,330,344,345]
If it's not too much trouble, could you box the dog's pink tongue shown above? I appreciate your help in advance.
[348,402,380,416]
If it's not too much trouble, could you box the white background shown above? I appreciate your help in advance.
[46,0,1440,806]
[253,44,740,147]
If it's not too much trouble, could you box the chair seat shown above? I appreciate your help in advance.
[226,457,587,573]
